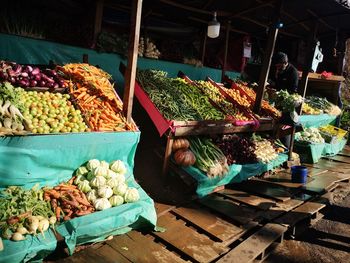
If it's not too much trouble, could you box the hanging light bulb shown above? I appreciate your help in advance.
[207,12,220,38]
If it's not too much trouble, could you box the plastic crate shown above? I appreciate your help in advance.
[319,125,348,144]
[294,141,325,164]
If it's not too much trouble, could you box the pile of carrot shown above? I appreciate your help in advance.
[44,179,94,222]
[58,63,137,132]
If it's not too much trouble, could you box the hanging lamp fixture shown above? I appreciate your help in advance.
[207,12,220,38]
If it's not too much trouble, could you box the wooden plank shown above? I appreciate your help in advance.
[198,195,258,225]
[154,213,229,263]
[255,173,309,188]
[233,180,295,202]
[256,198,304,222]
[274,201,325,227]
[198,194,261,225]
[123,0,143,122]
[155,202,176,217]
[173,121,274,136]
[108,231,186,263]
[218,189,276,210]
[302,172,350,194]
[217,223,287,263]
[305,160,350,173]
[62,243,131,263]
[172,205,244,242]
[305,167,328,177]
[323,155,350,164]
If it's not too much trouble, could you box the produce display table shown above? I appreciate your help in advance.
[299,114,337,128]
[0,132,157,261]
[182,154,288,197]
[130,76,277,176]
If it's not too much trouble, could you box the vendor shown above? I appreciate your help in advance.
[269,52,299,94]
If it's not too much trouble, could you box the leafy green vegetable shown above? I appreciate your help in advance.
[137,70,224,121]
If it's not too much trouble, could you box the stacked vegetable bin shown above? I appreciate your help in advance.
[133,68,287,197]
[0,61,157,262]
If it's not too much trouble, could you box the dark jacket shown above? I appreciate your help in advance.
[273,63,299,93]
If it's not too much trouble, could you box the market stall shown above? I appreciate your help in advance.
[0,61,157,262]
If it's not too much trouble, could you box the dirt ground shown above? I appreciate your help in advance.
[265,183,350,263]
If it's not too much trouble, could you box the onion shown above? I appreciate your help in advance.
[31,67,40,75]
[25,65,33,72]
[34,74,41,81]
[39,80,46,87]
[21,72,28,77]
[30,80,38,87]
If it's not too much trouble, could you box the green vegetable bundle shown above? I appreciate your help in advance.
[137,70,224,121]
[0,186,55,241]
[273,90,303,113]
[189,137,229,178]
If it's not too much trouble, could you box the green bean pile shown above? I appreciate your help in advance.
[137,70,224,121]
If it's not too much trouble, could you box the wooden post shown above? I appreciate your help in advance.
[162,132,174,177]
[222,21,231,82]
[253,0,283,114]
[123,0,143,122]
[201,32,207,66]
[93,0,104,46]
[288,22,318,161]
[82,54,89,63]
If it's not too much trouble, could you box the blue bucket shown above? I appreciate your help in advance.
[291,166,308,183]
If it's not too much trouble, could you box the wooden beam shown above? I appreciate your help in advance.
[201,32,207,65]
[93,0,104,46]
[253,0,283,114]
[238,16,302,38]
[307,9,336,31]
[255,0,310,31]
[202,0,215,9]
[159,0,232,16]
[123,0,143,122]
[222,21,231,81]
[230,0,276,18]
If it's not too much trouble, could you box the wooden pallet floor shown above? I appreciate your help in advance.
[58,154,350,263]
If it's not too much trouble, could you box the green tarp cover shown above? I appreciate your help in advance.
[0,230,57,263]
[294,139,346,163]
[0,33,240,91]
[294,142,324,164]
[299,114,337,128]
[183,154,288,197]
[0,131,157,261]
[322,138,347,156]
[182,164,241,198]
[0,132,140,189]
